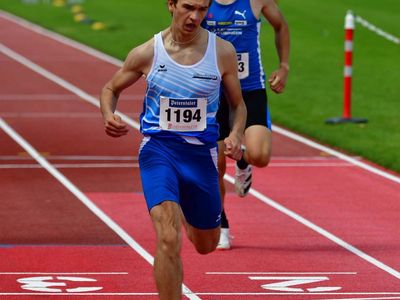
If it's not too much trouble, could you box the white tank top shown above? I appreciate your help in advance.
[140,31,222,144]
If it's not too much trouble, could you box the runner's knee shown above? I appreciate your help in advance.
[246,147,271,167]
[193,238,218,255]
[158,227,181,257]
[190,229,219,255]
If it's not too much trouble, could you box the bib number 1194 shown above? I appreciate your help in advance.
[159,97,207,132]
[164,108,201,123]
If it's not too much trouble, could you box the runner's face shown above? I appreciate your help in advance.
[169,0,210,33]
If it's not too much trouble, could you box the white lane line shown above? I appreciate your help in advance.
[1,42,399,281]
[194,293,400,296]
[2,155,352,167]
[0,112,138,118]
[0,163,139,169]
[0,94,82,101]
[322,297,400,300]
[272,126,400,184]
[0,155,138,160]
[235,174,400,279]
[0,293,158,296]
[0,162,353,169]
[1,293,400,297]
[0,155,352,162]
[0,94,142,101]
[206,272,357,275]
[0,43,140,133]
[0,272,128,275]
[2,11,398,185]
[0,118,199,300]
[1,292,400,297]
[269,156,361,160]
[196,294,400,297]
[1,112,104,118]
[0,11,123,67]
[228,162,355,167]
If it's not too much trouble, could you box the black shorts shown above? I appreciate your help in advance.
[217,89,271,141]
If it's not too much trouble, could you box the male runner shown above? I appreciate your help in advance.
[100,0,246,298]
[203,0,290,249]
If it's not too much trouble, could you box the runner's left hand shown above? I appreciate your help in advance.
[224,133,243,161]
[268,66,289,94]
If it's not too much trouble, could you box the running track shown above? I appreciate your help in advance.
[0,11,399,299]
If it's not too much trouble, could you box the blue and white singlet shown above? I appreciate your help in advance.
[202,0,265,91]
[140,31,221,145]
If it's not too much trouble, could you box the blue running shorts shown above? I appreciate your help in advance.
[138,136,222,230]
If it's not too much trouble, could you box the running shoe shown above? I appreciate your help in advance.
[217,228,232,250]
[235,164,252,197]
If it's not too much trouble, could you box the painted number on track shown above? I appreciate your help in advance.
[249,276,341,292]
[17,276,103,293]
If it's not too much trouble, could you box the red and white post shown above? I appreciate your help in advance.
[343,10,354,119]
[326,10,367,124]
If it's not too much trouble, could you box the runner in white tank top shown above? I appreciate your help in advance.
[99,0,247,298]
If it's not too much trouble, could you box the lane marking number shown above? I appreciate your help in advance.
[17,276,102,293]
[250,276,341,292]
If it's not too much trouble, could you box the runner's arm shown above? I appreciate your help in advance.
[260,0,290,93]
[217,38,247,160]
[100,40,154,137]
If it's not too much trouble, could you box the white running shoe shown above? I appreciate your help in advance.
[235,164,252,197]
[217,228,231,250]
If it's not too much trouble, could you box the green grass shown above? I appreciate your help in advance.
[1,0,399,173]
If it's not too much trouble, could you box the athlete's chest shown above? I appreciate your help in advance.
[166,46,205,66]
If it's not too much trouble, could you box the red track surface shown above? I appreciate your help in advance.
[1,11,399,300]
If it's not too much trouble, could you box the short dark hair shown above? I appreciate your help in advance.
[170,0,213,6]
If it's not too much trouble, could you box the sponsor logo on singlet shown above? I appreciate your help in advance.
[157,64,167,72]
[192,72,218,80]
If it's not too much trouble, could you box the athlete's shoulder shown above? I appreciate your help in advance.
[252,0,275,6]
[250,0,276,12]
[215,36,237,74]
[215,35,236,56]
[123,36,155,73]
[127,37,155,62]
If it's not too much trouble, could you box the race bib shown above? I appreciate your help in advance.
[237,52,249,79]
[159,97,207,132]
